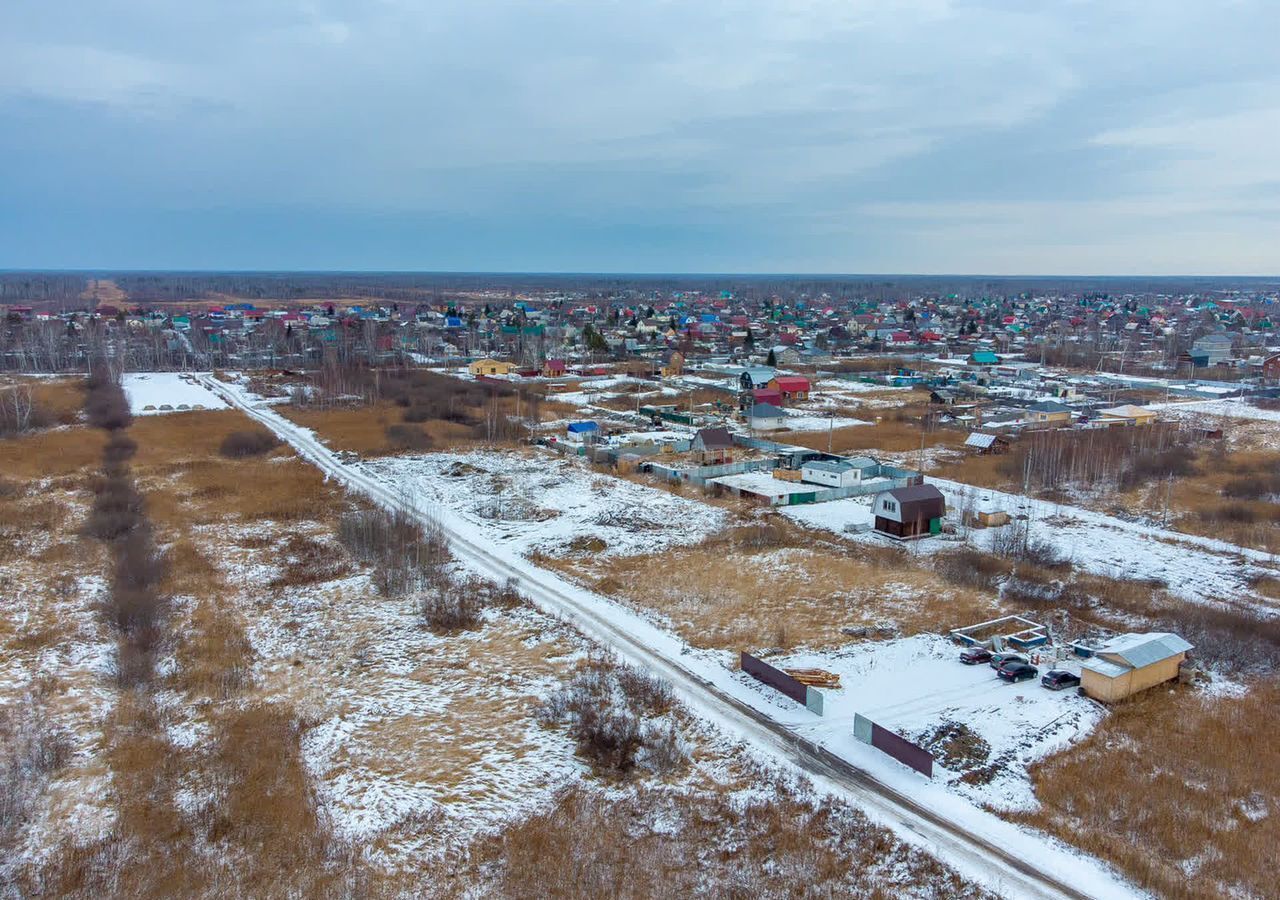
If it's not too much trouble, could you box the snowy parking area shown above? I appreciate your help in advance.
[734,635,1104,810]
[123,372,229,414]
[359,449,729,558]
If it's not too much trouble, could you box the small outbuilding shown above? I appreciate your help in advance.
[690,427,734,464]
[566,421,599,441]
[745,402,786,431]
[873,484,946,539]
[1080,632,1193,702]
[964,432,1011,455]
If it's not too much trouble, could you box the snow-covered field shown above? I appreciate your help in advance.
[359,449,729,559]
[123,372,229,414]
[1151,397,1280,424]
[744,635,1104,810]
[784,478,1280,613]
[778,410,872,431]
[203,374,1144,898]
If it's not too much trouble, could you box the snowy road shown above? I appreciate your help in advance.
[200,375,1142,900]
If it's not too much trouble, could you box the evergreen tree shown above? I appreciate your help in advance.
[766,348,777,366]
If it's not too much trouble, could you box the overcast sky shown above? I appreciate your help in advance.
[2,1,1278,274]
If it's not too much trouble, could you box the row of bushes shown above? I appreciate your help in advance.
[83,369,169,686]
[536,656,685,775]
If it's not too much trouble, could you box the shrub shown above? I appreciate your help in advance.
[0,697,72,843]
[933,547,1007,589]
[83,372,132,431]
[219,429,281,458]
[336,507,451,596]
[385,423,433,451]
[84,473,146,541]
[537,657,684,775]
[418,578,486,632]
[102,431,138,466]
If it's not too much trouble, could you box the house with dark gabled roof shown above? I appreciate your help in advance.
[872,484,946,539]
[690,427,734,464]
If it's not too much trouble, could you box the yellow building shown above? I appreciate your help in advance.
[661,351,685,379]
[1023,400,1073,426]
[1097,404,1157,426]
[467,358,516,377]
[1081,632,1192,702]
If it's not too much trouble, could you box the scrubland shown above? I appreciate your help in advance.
[0,376,990,899]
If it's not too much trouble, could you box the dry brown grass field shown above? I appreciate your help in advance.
[2,402,1000,899]
[541,520,998,651]
[1019,681,1280,900]
[785,412,963,455]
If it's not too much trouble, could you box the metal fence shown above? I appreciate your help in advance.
[741,652,824,716]
[853,713,933,777]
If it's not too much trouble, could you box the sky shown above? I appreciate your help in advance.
[2,0,1279,275]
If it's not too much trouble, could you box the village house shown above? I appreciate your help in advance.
[800,456,877,488]
[1097,404,1157,426]
[1080,633,1193,702]
[745,402,786,431]
[468,357,516,377]
[690,427,734,465]
[1023,399,1073,426]
[738,366,777,391]
[767,375,811,403]
[541,358,567,377]
[872,484,946,539]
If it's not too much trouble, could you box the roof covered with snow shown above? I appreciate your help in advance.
[1083,632,1193,676]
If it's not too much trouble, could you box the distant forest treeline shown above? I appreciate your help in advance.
[3,271,1280,306]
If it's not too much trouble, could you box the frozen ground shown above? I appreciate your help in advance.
[778,409,872,431]
[710,471,815,499]
[208,374,1145,898]
[123,372,229,414]
[1151,397,1280,424]
[783,479,1280,613]
[744,634,1105,810]
[359,449,729,559]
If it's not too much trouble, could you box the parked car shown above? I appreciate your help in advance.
[998,662,1039,683]
[988,652,1026,669]
[959,647,993,665]
[1041,670,1081,691]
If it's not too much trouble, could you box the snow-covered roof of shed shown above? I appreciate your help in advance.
[1084,632,1193,675]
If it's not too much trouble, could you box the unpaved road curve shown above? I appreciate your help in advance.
[202,375,1132,900]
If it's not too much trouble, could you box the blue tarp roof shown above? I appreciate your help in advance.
[567,421,599,433]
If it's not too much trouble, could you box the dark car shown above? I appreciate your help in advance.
[959,647,993,665]
[998,662,1039,683]
[988,652,1026,669]
[1041,670,1082,691]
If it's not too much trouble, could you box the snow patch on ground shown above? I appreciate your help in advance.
[359,450,729,559]
[784,478,1280,613]
[123,372,229,414]
[744,635,1104,810]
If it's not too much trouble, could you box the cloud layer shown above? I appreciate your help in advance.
[2,0,1278,273]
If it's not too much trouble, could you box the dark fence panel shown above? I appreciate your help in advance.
[854,713,933,777]
[740,652,807,705]
[870,722,933,778]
